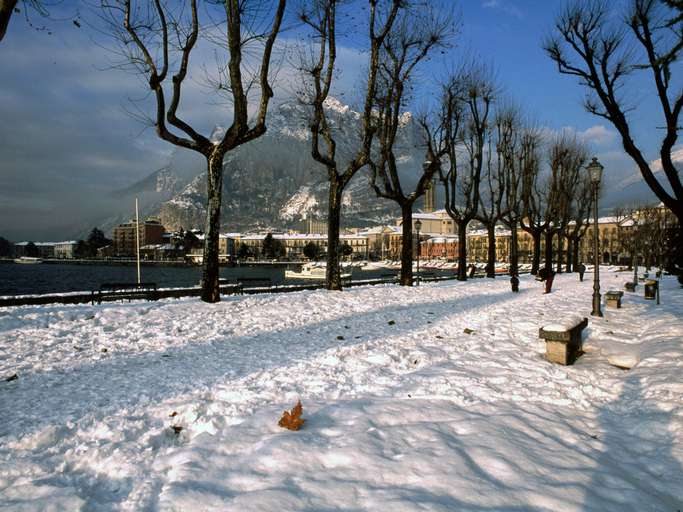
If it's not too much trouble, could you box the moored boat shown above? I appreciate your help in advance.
[285,263,352,280]
[14,257,43,264]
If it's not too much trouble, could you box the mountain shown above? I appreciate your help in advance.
[107,98,423,234]
[101,99,679,236]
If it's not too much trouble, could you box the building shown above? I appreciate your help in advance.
[397,209,456,236]
[298,217,328,235]
[420,235,459,260]
[186,233,239,264]
[467,227,512,264]
[423,178,436,213]
[112,219,166,257]
[358,226,401,260]
[14,242,55,259]
[237,232,369,260]
[53,241,78,259]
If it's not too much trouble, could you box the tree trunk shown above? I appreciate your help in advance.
[200,153,224,303]
[573,236,581,269]
[457,221,468,281]
[485,224,496,278]
[566,237,574,273]
[556,230,564,273]
[326,179,343,291]
[0,0,18,43]
[531,230,541,275]
[544,230,554,272]
[509,220,519,276]
[400,204,413,286]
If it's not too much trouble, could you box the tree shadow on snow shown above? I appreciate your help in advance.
[583,373,683,509]
[1,285,522,439]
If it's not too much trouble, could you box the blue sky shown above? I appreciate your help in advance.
[0,0,675,239]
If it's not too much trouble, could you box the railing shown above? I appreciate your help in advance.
[0,273,458,308]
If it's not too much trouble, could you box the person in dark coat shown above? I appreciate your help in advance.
[577,263,586,282]
[536,267,556,293]
[510,274,520,292]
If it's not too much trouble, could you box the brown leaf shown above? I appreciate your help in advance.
[278,400,305,431]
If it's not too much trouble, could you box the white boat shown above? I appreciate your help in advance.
[14,257,43,264]
[285,263,352,280]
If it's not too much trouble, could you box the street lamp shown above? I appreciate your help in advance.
[415,218,422,286]
[587,157,604,317]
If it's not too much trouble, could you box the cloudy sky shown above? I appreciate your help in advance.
[0,0,676,240]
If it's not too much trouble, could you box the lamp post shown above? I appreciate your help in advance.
[587,157,603,317]
[415,218,422,286]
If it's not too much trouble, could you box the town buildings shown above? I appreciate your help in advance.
[112,219,165,257]
[8,204,675,267]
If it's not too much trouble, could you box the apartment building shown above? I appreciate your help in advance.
[112,219,166,257]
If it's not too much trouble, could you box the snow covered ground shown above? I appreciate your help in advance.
[1,269,682,511]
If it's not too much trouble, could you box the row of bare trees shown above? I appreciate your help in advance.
[545,0,682,272]
[416,70,594,282]
[96,0,680,302]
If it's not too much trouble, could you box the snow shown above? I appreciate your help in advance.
[279,185,319,220]
[542,315,586,332]
[1,270,682,510]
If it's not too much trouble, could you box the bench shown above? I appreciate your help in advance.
[624,282,637,292]
[92,282,158,305]
[605,290,624,309]
[539,316,588,366]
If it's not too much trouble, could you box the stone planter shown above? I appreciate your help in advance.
[539,317,588,365]
[605,290,623,309]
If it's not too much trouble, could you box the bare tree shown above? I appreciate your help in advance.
[550,137,589,273]
[440,66,496,281]
[474,111,508,278]
[637,203,677,269]
[102,0,286,303]
[369,7,454,286]
[297,0,401,290]
[520,135,587,275]
[545,0,683,251]
[565,174,592,271]
[498,112,537,277]
[519,132,545,275]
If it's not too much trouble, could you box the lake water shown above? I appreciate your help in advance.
[0,262,437,296]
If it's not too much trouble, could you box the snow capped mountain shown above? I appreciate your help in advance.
[94,97,675,236]
[148,97,424,232]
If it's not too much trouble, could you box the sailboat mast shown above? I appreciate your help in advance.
[135,198,141,285]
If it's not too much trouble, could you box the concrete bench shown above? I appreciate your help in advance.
[605,290,624,309]
[539,316,588,366]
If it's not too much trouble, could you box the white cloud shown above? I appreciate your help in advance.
[481,0,523,19]
[542,124,617,148]
[576,125,617,146]
[649,145,683,172]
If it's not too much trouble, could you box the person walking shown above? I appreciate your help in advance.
[577,263,586,282]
